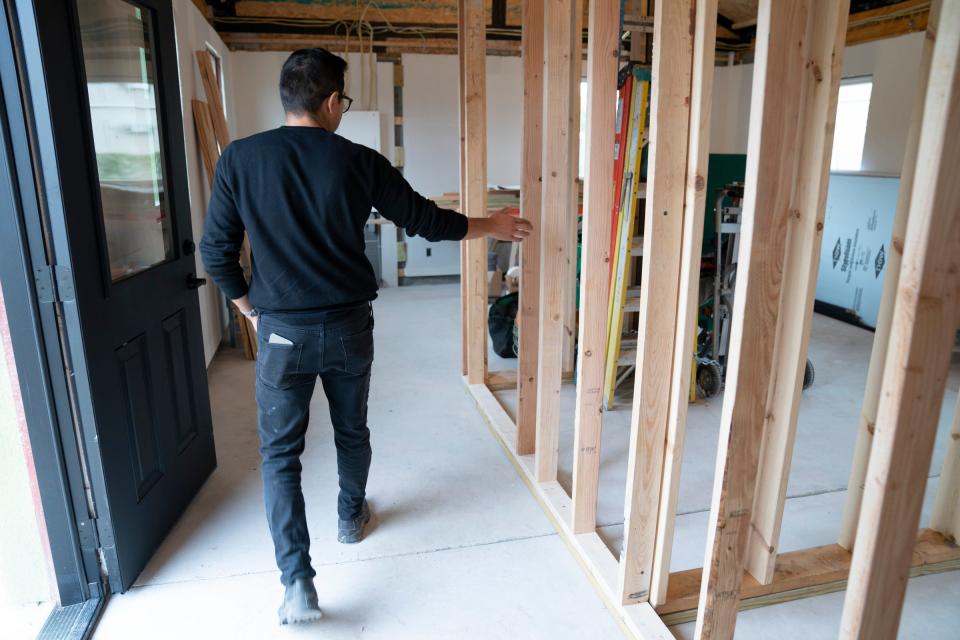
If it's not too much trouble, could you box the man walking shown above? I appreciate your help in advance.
[199,48,530,625]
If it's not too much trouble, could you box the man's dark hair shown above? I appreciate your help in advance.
[279,48,347,114]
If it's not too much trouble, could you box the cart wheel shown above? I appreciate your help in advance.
[803,358,815,390]
[697,361,723,399]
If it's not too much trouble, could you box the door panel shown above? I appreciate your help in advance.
[162,309,200,454]
[115,334,164,501]
[20,0,217,591]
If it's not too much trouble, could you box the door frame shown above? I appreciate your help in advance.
[0,0,107,616]
[3,0,218,611]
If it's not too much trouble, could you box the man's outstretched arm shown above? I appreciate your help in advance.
[366,148,531,243]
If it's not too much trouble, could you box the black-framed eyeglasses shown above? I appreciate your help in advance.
[340,93,353,113]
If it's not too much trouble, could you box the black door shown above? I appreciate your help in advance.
[14,0,216,592]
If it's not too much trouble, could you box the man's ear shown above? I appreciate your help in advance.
[324,91,340,114]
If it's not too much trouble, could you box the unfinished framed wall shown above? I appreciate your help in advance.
[459,0,960,638]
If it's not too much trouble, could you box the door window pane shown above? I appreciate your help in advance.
[77,0,172,281]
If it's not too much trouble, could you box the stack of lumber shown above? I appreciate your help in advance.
[192,50,258,360]
[432,188,521,215]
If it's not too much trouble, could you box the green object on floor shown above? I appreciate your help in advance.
[703,154,747,256]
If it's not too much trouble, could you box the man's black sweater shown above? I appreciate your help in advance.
[200,126,468,312]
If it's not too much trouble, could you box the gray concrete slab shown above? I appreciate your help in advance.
[98,284,620,638]
[95,284,960,639]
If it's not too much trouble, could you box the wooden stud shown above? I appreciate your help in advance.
[459,0,488,385]
[838,0,942,551]
[562,0,584,376]
[659,528,960,625]
[619,0,694,605]
[648,0,718,606]
[694,2,823,636]
[535,0,578,482]
[516,0,544,455]
[744,0,850,585]
[931,389,960,542]
[570,0,619,534]
[459,1,469,378]
[840,0,960,633]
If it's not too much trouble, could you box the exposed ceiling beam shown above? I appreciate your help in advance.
[205,0,930,59]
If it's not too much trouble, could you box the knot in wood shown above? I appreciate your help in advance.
[812,63,823,82]
[695,175,705,191]
[585,350,592,357]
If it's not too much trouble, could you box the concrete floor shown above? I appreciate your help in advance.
[93,284,621,639]
[493,304,960,638]
[91,283,960,639]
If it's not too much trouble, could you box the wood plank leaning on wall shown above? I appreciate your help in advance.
[693,2,847,637]
[648,0,719,607]
[516,0,545,456]
[191,99,219,189]
[535,0,578,483]
[458,0,488,385]
[839,0,960,635]
[619,0,694,605]
[570,0,619,535]
[744,0,850,585]
[194,50,257,360]
[837,0,943,551]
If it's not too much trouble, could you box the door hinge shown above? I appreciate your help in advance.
[34,264,75,303]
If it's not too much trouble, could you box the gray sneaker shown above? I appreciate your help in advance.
[338,500,371,544]
[278,577,323,625]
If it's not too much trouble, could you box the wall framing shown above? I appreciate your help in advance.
[459,0,960,638]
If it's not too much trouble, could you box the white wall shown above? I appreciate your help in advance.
[229,51,288,138]
[172,0,235,366]
[844,33,924,174]
[708,32,925,174]
[401,54,523,276]
[230,51,396,141]
[228,51,524,277]
[0,293,51,607]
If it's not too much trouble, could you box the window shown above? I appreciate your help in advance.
[831,77,873,171]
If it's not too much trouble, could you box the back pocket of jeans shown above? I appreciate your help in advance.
[340,327,373,375]
[258,343,304,389]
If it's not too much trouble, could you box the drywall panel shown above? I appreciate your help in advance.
[815,174,900,328]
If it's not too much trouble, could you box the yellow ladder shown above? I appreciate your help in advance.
[603,78,649,409]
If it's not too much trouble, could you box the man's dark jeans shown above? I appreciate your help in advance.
[254,303,374,586]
